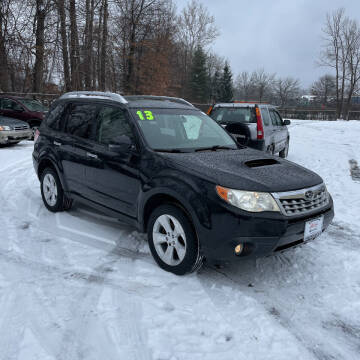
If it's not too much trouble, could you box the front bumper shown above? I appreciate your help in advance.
[199,199,334,262]
[0,129,32,144]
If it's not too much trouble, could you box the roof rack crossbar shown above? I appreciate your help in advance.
[59,91,128,104]
[124,95,194,107]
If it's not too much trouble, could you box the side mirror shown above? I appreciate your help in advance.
[283,119,291,126]
[108,135,135,152]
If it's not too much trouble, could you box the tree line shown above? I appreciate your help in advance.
[0,0,226,102]
[318,8,360,119]
[0,1,359,114]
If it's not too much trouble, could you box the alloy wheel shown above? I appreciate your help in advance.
[42,173,58,207]
[152,214,187,266]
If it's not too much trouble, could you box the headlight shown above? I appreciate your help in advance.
[216,185,280,212]
[0,125,11,131]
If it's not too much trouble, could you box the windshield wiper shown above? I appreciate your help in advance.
[194,145,236,152]
[153,148,190,153]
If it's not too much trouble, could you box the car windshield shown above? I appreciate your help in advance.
[210,107,256,124]
[19,99,48,112]
[131,108,237,152]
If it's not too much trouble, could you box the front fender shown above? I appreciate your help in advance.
[138,174,212,233]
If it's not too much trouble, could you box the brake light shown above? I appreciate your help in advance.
[255,107,264,140]
[34,129,40,142]
[207,106,213,115]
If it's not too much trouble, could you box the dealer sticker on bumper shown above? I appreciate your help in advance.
[304,216,324,241]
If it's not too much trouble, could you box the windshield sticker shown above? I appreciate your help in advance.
[137,110,154,120]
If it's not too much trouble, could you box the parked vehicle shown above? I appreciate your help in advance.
[0,116,32,145]
[33,92,334,275]
[0,95,48,139]
[208,102,290,157]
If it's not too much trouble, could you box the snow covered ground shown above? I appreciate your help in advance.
[0,120,360,360]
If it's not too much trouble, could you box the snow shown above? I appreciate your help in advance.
[0,120,360,360]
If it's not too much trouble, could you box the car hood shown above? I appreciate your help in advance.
[0,116,29,127]
[159,148,323,192]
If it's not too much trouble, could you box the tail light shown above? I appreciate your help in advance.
[207,105,213,115]
[255,107,264,140]
[34,129,40,143]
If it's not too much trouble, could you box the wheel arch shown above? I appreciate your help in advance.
[37,157,68,192]
[139,186,210,236]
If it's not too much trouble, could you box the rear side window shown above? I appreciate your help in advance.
[261,107,271,126]
[65,103,98,139]
[210,107,256,124]
[46,103,66,131]
[96,106,133,145]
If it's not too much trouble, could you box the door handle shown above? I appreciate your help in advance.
[54,141,62,146]
[87,152,98,159]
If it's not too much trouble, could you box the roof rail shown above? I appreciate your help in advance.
[59,91,128,104]
[124,95,194,107]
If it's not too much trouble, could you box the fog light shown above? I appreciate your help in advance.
[235,244,243,255]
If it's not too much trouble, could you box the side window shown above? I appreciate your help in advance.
[274,111,284,126]
[46,103,66,131]
[1,98,22,111]
[269,109,278,126]
[96,106,133,145]
[261,107,270,126]
[65,103,98,139]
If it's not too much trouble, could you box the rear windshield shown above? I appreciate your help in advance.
[210,107,256,124]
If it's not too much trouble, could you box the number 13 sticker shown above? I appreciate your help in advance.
[137,110,154,120]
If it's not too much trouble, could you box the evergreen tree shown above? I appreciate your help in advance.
[211,69,221,103]
[189,46,209,103]
[219,62,233,102]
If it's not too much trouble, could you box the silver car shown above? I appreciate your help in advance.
[0,116,32,145]
[208,103,290,158]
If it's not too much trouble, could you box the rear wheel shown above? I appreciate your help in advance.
[267,144,275,155]
[279,140,289,158]
[147,205,203,275]
[40,168,72,212]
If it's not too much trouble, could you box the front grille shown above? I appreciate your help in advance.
[14,125,28,131]
[272,183,329,216]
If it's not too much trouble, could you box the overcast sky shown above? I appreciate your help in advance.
[175,0,360,90]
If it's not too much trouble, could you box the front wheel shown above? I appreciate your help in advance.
[147,205,203,275]
[40,168,72,212]
[30,126,38,140]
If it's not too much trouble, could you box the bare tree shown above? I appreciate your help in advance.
[311,74,336,104]
[56,0,71,91]
[251,69,275,102]
[0,1,10,91]
[235,71,255,101]
[177,0,219,97]
[343,19,360,119]
[274,77,300,107]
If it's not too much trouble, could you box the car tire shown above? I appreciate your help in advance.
[147,204,203,275]
[30,125,39,141]
[40,167,72,212]
[279,140,289,158]
[267,144,275,155]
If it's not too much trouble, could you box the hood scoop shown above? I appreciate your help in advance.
[245,158,279,168]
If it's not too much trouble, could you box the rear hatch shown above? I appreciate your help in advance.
[209,105,257,145]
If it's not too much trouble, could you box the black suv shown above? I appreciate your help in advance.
[33,92,334,275]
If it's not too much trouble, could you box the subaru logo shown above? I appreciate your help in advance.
[305,190,314,200]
